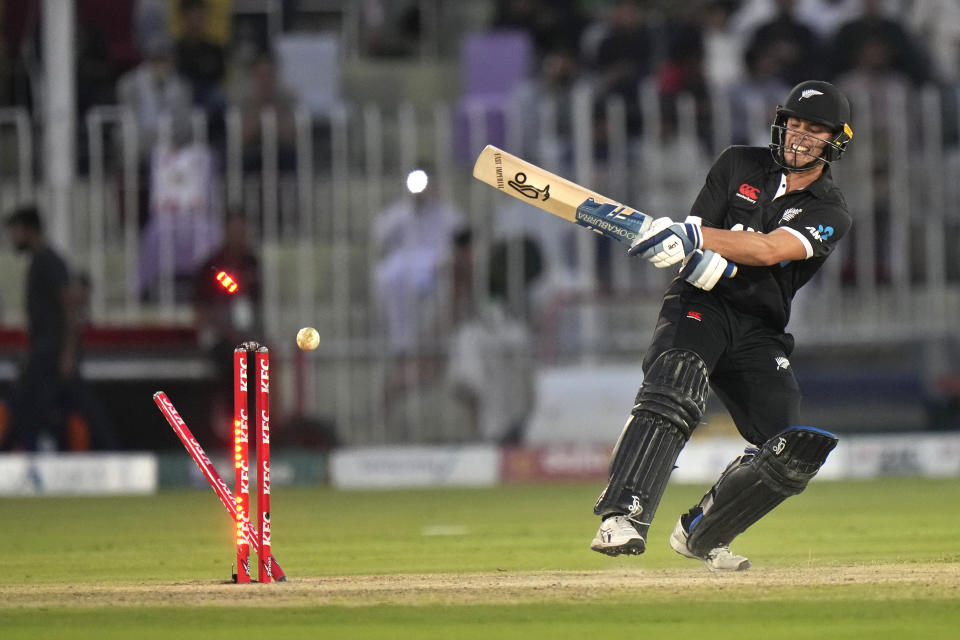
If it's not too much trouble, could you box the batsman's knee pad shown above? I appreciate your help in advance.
[638,349,710,435]
[685,426,838,556]
[593,350,709,524]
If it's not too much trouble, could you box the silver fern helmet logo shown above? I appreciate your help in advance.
[800,89,824,100]
[775,356,791,370]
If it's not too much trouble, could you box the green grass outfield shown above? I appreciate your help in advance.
[1,477,958,639]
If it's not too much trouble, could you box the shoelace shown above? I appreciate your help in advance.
[623,514,650,530]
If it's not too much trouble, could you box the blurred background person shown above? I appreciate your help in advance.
[727,40,792,145]
[829,0,930,86]
[137,110,221,301]
[372,167,464,433]
[745,0,825,87]
[2,206,113,451]
[448,230,542,445]
[236,49,298,173]
[116,34,192,167]
[584,0,653,140]
[700,0,745,93]
[173,0,227,143]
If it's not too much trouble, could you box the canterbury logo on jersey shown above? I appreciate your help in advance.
[736,183,760,204]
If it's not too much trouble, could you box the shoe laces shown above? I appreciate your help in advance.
[604,514,647,533]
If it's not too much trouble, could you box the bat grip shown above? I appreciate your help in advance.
[575,200,739,278]
[574,199,650,246]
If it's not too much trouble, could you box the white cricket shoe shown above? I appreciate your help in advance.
[590,515,646,556]
[669,518,750,571]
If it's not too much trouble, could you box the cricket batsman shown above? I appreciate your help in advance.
[590,80,854,571]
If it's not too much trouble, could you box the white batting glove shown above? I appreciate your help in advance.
[627,217,672,263]
[680,249,730,291]
[628,217,703,268]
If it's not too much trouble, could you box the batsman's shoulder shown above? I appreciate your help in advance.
[713,145,767,170]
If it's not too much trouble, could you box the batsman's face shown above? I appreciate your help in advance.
[783,117,831,167]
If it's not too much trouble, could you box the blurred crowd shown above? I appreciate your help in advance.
[482,0,960,150]
[0,0,956,122]
[0,0,956,182]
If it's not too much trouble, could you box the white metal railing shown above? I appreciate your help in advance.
[1,81,958,444]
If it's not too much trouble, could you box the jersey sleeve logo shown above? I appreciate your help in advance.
[736,183,760,204]
[805,224,834,242]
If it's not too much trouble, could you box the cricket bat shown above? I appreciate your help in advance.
[472,144,736,277]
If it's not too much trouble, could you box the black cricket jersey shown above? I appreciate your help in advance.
[681,145,851,331]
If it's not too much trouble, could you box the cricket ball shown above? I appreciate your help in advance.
[296,326,320,351]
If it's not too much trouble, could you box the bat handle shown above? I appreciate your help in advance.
[574,199,650,245]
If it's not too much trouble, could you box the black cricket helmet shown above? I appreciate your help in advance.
[770,80,853,171]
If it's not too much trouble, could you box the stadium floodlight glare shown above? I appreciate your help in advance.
[406,169,429,194]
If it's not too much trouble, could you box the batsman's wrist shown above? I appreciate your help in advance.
[684,222,703,251]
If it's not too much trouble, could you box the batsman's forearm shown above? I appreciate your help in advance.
[701,228,803,266]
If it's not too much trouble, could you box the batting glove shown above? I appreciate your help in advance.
[680,249,732,291]
[628,218,703,268]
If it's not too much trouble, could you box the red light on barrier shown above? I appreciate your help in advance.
[216,270,239,294]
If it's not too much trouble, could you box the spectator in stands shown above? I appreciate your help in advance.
[908,0,960,84]
[834,31,916,286]
[829,0,930,86]
[727,41,791,145]
[746,0,824,87]
[793,0,861,41]
[700,0,745,92]
[373,166,464,432]
[116,34,193,165]
[657,19,712,145]
[448,230,540,444]
[586,0,654,138]
[133,0,171,60]
[137,109,221,301]
[374,166,463,356]
[2,206,114,451]
[0,0,39,109]
[357,0,421,58]
[492,0,585,62]
[514,43,585,161]
[193,212,262,444]
[173,0,227,123]
[236,49,298,172]
[75,6,124,118]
